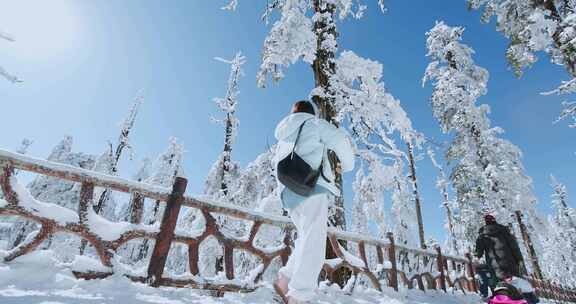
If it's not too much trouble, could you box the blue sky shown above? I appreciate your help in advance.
[0,0,574,244]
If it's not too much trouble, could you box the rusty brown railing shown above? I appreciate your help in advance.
[0,149,575,301]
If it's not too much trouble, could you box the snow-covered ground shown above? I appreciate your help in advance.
[0,250,492,304]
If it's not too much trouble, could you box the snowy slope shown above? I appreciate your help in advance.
[0,250,490,304]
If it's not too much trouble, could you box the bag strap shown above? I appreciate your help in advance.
[290,119,313,156]
[291,118,330,180]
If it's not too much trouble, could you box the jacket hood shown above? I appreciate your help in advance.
[274,112,316,141]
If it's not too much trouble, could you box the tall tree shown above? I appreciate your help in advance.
[196,52,245,276]
[406,141,426,249]
[550,175,576,230]
[206,52,245,199]
[137,137,185,262]
[423,22,548,255]
[93,94,143,218]
[542,175,576,285]
[0,29,21,83]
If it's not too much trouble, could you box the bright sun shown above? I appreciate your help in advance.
[0,0,82,59]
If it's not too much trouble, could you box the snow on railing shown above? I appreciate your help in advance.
[0,149,575,301]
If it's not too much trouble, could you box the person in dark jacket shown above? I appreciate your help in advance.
[475,214,524,280]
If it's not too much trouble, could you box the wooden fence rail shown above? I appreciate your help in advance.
[0,149,575,302]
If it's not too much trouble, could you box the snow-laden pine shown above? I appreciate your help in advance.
[542,175,576,285]
[137,137,185,269]
[93,95,144,221]
[423,22,548,261]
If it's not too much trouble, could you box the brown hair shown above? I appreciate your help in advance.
[291,100,315,115]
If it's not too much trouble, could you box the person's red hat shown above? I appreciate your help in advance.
[484,214,496,222]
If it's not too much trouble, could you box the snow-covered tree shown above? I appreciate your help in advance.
[329,50,421,246]
[467,0,574,78]
[137,137,185,263]
[195,52,246,276]
[550,175,576,230]
[93,94,143,219]
[542,175,576,285]
[205,52,245,200]
[351,150,389,239]
[557,101,576,128]
[467,0,576,129]
[423,22,547,256]
[9,136,95,261]
[0,29,21,83]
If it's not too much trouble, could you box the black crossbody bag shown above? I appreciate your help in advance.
[277,120,324,196]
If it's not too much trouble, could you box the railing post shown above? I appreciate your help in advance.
[188,240,199,276]
[78,182,94,255]
[465,253,478,292]
[386,232,398,291]
[224,243,234,280]
[435,246,447,292]
[0,164,17,206]
[147,177,187,287]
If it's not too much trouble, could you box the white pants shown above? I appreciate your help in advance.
[279,191,329,302]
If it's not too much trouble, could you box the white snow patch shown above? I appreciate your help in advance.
[135,293,185,304]
[10,177,78,224]
[69,255,112,273]
[86,207,159,241]
[0,242,549,304]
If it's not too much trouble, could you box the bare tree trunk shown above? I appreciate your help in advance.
[215,113,234,275]
[406,142,426,249]
[311,0,346,230]
[220,113,234,197]
[515,210,544,280]
[94,98,142,216]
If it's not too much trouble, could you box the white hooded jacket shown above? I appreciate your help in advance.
[273,112,355,196]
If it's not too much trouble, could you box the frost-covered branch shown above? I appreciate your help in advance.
[556,101,576,127]
[221,0,238,11]
[0,28,21,83]
[467,0,576,128]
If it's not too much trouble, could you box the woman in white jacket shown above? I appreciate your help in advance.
[273,100,355,303]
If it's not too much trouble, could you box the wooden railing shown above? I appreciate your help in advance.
[0,149,575,302]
